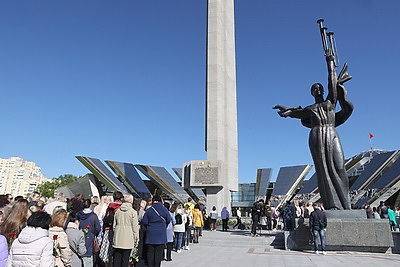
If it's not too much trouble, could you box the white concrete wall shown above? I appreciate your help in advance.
[206,0,238,211]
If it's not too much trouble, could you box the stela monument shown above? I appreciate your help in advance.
[183,0,238,212]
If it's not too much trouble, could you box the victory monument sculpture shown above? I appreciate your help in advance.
[274,19,353,210]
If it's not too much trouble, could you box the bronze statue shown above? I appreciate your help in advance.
[274,19,353,210]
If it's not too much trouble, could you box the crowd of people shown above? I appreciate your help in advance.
[0,190,399,266]
[0,192,216,267]
[365,201,400,230]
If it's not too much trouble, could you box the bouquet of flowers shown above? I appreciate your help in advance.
[129,246,139,266]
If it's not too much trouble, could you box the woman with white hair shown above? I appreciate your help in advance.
[172,204,186,253]
[112,194,139,266]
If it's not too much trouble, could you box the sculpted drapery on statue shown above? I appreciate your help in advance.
[274,20,353,210]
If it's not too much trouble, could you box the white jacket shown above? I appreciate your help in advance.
[7,226,54,267]
[173,211,187,233]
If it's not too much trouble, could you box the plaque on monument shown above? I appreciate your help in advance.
[184,160,223,188]
[172,167,206,202]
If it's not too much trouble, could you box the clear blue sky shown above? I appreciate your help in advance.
[1,1,399,183]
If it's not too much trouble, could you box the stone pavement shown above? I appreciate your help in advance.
[162,229,400,267]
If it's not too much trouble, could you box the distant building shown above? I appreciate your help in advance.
[231,183,256,208]
[0,157,47,197]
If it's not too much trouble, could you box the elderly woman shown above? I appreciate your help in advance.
[142,195,170,267]
[112,194,139,266]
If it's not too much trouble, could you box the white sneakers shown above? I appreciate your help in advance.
[322,251,327,255]
[313,250,327,255]
[313,251,319,255]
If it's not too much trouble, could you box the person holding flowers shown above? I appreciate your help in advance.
[49,209,71,267]
[77,199,100,267]
[0,199,30,242]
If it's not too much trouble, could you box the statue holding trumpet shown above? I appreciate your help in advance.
[274,19,353,210]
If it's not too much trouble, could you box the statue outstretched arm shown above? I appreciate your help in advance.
[273,105,304,119]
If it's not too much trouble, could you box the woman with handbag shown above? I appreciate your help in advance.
[141,195,170,267]
[65,213,86,267]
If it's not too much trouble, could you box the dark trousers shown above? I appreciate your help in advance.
[184,226,192,246]
[165,242,173,260]
[138,225,146,261]
[113,248,132,267]
[222,219,228,231]
[251,215,260,234]
[266,216,272,230]
[233,217,242,229]
[147,244,164,267]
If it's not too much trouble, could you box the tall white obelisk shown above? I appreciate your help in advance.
[205,0,238,211]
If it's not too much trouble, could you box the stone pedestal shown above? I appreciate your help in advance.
[286,210,393,253]
[391,232,400,254]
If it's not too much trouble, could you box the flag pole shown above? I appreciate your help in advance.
[369,133,374,152]
[370,137,373,150]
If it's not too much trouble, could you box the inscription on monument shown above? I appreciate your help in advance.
[194,167,218,185]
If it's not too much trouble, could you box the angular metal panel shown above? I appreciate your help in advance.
[370,156,400,189]
[273,165,311,196]
[106,161,152,200]
[76,156,128,193]
[135,165,190,203]
[255,168,272,200]
[350,151,399,190]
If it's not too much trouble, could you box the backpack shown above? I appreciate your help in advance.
[175,213,183,225]
[103,209,115,229]
[284,206,293,221]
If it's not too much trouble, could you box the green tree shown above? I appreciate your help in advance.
[37,174,81,197]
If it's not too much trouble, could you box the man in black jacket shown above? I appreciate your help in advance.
[251,199,264,237]
[309,203,327,255]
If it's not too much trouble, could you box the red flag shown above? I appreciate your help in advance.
[369,133,374,139]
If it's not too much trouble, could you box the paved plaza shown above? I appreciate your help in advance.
[162,228,400,267]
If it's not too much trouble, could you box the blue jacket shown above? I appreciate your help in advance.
[221,207,230,220]
[166,211,176,243]
[77,209,101,257]
[0,235,7,267]
[142,202,171,245]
